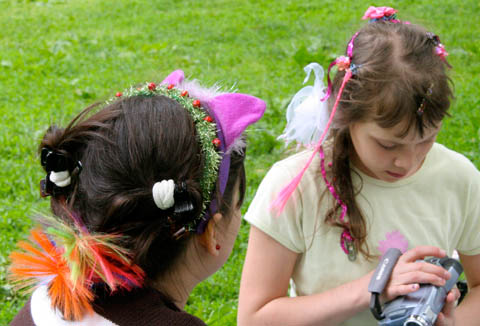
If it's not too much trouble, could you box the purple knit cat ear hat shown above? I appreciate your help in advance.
[161,69,266,234]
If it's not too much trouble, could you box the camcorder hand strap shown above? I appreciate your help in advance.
[368,248,403,320]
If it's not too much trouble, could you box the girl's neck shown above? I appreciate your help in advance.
[152,240,211,310]
[152,267,200,310]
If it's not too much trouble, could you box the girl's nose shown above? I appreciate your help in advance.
[393,146,417,171]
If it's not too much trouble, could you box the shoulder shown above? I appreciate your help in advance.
[10,297,35,326]
[426,143,480,203]
[20,286,206,326]
[94,288,206,326]
[268,149,323,189]
[272,149,319,172]
[429,143,480,180]
[10,286,116,326]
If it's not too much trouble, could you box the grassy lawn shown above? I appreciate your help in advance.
[0,0,478,324]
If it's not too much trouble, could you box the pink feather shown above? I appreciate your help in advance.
[272,70,352,215]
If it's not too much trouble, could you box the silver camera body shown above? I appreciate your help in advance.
[369,249,463,326]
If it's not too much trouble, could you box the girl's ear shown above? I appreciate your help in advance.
[198,213,223,257]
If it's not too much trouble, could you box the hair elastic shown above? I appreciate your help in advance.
[417,83,434,116]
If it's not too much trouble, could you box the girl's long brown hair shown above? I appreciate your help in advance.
[325,22,453,259]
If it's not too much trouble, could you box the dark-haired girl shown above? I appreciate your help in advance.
[238,7,480,326]
[9,70,265,326]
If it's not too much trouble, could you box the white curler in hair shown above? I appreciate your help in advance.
[152,180,175,210]
[49,171,71,187]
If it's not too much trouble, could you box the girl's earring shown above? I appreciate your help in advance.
[216,244,221,250]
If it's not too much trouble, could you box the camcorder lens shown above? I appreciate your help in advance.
[405,322,424,326]
[404,320,427,326]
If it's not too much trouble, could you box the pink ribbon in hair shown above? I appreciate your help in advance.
[435,44,448,60]
[321,32,359,102]
[272,69,353,214]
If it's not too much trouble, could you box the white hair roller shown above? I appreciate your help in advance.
[49,171,71,187]
[152,180,175,210]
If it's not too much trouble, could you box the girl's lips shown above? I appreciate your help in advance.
[386,171,406,178]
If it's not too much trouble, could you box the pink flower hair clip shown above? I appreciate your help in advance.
[362,6,411,24]
[362,6,399,22]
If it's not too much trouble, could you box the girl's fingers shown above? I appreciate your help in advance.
[383,283,419,301]
[435,312,446,326]
[435,289,459,326]
[399,246,446,263]
[393,270,448,287]
[394,261,450,280]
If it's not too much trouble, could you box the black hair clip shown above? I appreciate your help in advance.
[39,147,82,197]
[426,32,440,46]
[41,147,70,172]
[173,181,195,214]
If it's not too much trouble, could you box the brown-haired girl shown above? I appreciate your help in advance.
[238,7,480,326]
[9,70,265,326]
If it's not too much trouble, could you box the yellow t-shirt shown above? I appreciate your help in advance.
[244,143,480,326]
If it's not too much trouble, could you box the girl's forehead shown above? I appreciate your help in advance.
[363,120,441,142]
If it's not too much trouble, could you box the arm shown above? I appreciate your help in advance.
[453,253,480,325]
[237,226,372,326]
[238,226,451,326]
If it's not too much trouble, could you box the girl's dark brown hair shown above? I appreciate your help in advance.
[40,95,246,281]
[326,22,453,259]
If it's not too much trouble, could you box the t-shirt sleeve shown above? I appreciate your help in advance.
[456,161,480,256]
[244,162,306,253]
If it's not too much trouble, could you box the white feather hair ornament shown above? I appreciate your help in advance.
[278,63,330,147]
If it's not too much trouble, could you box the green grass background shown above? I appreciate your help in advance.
[0,0,478,324]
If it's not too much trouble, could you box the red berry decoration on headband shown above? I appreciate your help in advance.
[181,90,188,97]
[148,82,156,91]
[204,116,213,123]
[192,100,201,108]
[115,92,122,97]
[212,138,221,147]
[167,84,174,90]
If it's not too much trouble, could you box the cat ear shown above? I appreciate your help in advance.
[161,69,185,86]
[207,93,265,151]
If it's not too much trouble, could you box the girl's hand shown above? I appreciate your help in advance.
[435,287,461,326]
[381,246,450,303]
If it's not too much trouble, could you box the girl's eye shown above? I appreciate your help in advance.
[421,137,435,145]
[377,142,396,150]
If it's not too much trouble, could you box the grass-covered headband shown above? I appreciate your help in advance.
[112,80,222,220]
[115,70,266,234]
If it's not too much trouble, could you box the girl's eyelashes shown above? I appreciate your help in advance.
[377,141,397,150]
[422,136,436,144]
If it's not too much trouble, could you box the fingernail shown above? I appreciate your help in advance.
[444,271,451,279]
